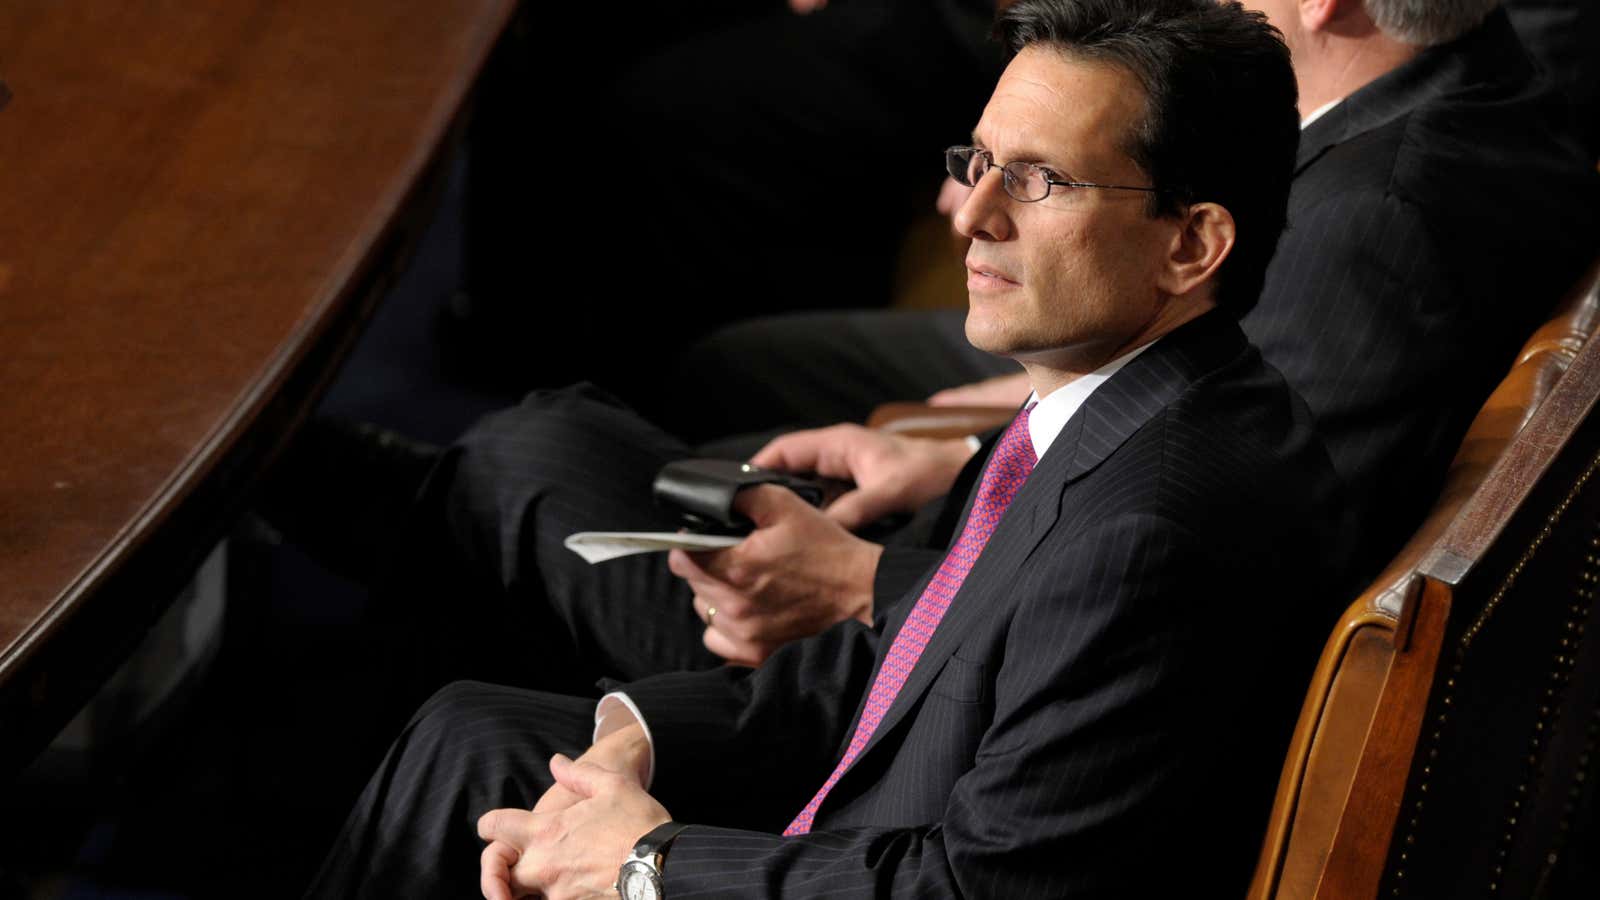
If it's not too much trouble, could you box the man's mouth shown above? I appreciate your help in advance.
[965,259,1020,289]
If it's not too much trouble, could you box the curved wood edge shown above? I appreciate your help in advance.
[0,165,461,776]
[1251,252,1600,897]
[1423,257,1600,586]
[1247,581,1414,900]
[1311,578,1453,899]
[0,2,519,776]
[4,3,515,680]
[1364,256,1600,617]
[1359,349,1576,620]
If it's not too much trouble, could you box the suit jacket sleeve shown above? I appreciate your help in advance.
[610,615,883,832]
[626,511,1250,898]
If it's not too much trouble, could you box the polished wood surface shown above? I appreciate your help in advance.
[866,402,1017,439]
[0,0,514,773]
[1249,253,1600,898]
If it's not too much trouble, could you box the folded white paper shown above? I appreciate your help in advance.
[564,531,743,564]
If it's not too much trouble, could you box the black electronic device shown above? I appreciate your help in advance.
[652,459,843,535]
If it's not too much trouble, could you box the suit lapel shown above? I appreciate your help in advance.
[1295,103,1351,175]
[848,312,1246,766]
[1295,8,1529,177]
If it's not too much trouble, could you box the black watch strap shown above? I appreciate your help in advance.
[618,822,690,900]
[633,821,690,859]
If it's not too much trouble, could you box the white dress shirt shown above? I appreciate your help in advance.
[1025,340,1154,458]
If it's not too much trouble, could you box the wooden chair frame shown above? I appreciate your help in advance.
[1250,255,1600,898]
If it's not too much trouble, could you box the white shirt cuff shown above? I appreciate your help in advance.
[594,691,656,789]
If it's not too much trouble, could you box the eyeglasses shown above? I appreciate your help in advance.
[945,146,1157,202]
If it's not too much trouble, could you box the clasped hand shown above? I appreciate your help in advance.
[478,723,668,900]
[668,425,974,666]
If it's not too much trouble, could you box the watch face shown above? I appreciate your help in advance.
[619,860,661,900]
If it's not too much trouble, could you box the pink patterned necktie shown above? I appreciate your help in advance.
[784,404,1038,836]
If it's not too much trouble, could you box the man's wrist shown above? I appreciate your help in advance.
[617,821,690,900]
[594,693,656,788]
[852,540,885,625]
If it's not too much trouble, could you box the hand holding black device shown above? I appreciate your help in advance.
[652,459,848,535]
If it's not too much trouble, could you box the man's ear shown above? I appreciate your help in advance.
[1301,0,1350,33]
[1156,202,1235,298]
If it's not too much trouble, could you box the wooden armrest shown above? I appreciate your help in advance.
[866,403,1016,439]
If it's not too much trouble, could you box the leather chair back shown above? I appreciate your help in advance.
[1250,255,1600,899]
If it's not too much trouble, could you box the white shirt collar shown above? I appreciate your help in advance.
[1025,340,1157,460]
[1300,97,1343,129]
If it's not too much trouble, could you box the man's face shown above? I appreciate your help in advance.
[955,47,1183,378]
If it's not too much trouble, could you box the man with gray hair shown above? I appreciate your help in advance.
[1362,0,1497,44]
[1224,0,1598,576]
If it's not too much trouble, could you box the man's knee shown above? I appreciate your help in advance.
[450,384,647,490]
[403,680,594,798]
[404,680,513,760]
[412,679,500,727]
[438,384,689,585]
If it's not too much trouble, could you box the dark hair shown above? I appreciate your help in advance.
[997,0,1299,316]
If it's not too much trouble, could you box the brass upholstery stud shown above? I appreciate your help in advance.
[1386,450,1600,899]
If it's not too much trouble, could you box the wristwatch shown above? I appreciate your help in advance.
[617,821,689,900]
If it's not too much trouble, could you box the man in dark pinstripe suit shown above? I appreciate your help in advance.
[377,0,1600,702]
[662,0,1600,583]
[305,3,1349,897]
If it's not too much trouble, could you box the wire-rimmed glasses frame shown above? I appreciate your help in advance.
[944,145,1158,203]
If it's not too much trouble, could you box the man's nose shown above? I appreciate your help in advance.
[952,167,1013,243]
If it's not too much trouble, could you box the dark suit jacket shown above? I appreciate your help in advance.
[609,311,1348,898]
[1238,8,1600,581]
